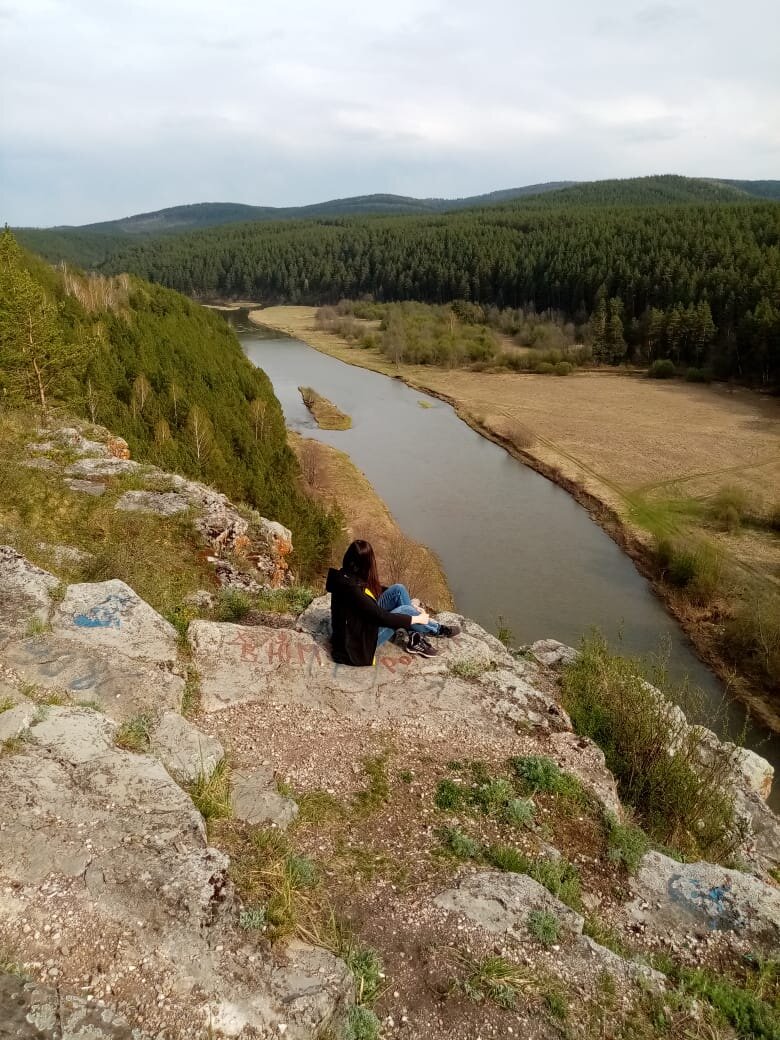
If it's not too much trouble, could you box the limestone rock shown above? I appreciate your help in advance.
[183,589,216,611]
[230,768,298,829]
[481,666,567,729]
[26,440,60,455]
[160,475,294,588]
[114,490,190,517]
[64,458,140,479]
[731,746,774,801]
[107,436,130,459]
[149,711,224,783]
[434,871,663,987]
[0,973,153,1039]
[2,637,184,722]
[2,563,183,721]
[529,639,578,667]
[732,786,780,874]
[1,705,207,887]
[28,428,110,460]
[434,870,584,939]
[546,731,623,817]
[64,478,107,496]
[627,851,780,952]
[207,941,353,1038]
[0,706,352,1039]
[188,619,512,737]
[0,546,58,647]
[295,594,331,640]
[0,700,36,744]
[51,580,178,664]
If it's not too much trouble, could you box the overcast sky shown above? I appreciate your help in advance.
[2,0,778,226]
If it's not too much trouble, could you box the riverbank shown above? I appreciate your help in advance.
[288,431,453,611]
[250,306,780,732]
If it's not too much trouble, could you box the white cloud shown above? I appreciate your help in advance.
[1,0,778,224]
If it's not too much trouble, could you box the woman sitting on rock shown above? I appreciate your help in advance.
[325,539,459,666]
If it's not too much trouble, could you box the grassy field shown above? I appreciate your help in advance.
[289,431,453,610]
[255,307,780,720]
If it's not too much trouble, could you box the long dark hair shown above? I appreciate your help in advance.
[342,539,382,598]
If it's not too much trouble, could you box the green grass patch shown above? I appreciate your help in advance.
[582,915,629,957]
[434,777,464,811]
[496,615,514,647]
[340,942,384,1007]
[0,444,218,620]
[189,758,232,821]
[450,951,528,1010]
[181,668,201,716]
[25,616,51,637]
[673,964,780,1040]
[436,825,481,860]
[447,657,487,680]
[434,762,537,827]
[343,1006,381,1040]
[561,632,737,862]
[604,812,650,874]
[352,753,390,816]
[238,907,266,930]
[484,846,582,909]
[543,987,569,1021]
[294,788,346,824]
[527,909,561,946]
[213,823,323,942]
[254,585,314,614]
[510,755,584,801]
[0,697,16,714]
[214,589,253,622]
[214,585,315,623]
[114,713,152,752]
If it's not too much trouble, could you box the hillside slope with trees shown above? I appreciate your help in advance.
[0,230,338,577]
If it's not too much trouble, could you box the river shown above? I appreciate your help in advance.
[232,314,779,806]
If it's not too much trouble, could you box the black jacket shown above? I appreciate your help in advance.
[325,567,414,666]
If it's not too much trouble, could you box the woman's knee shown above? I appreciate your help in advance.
[385,583,410,599]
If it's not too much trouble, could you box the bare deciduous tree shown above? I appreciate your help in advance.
[131,373,152,417]
[154,418,172,445]
[187,405,213,464]
[299,438,325,488]
[249,397,267,442]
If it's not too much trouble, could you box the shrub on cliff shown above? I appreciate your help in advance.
[561,633,738,861]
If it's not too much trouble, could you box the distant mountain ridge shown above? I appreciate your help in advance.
[21,176,778,239]
[13,175,779,270]
[44,182,576,235]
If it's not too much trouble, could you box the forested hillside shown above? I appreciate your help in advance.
[0,230,338,576]
[101,198,780,384]
[15,175,778,269]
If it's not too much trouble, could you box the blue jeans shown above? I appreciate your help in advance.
[376,584,440,647]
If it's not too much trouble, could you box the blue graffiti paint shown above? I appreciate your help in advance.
[73,594,132,630]
[668,875,743,932]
